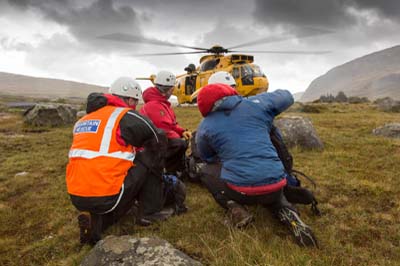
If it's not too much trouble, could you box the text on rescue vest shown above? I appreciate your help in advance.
[74,120,101,134]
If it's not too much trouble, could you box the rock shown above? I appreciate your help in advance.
[77,110,87,119]
[81,235,203,266]
[287,102,327,113]
[23,103,77,126]
[6,102,37,110]
[372,123,400,138]
[15,172,28,177]
[275,116,324,150]
[374,97,400,112]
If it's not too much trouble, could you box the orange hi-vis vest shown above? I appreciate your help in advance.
[66,106,135,197]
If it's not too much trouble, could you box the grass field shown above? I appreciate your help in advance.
[0,101,399,265]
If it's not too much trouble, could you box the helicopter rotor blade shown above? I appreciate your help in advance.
[129,51,207,57]
[230,50,331,55]
[227,27,334,50]
[98,33,208,51]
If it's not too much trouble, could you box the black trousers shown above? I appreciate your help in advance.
[71,149,163,232]
[165,138,187,173]
[200,163,293,212]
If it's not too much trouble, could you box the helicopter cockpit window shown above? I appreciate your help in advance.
[241,65,254,85]
[232,67,240,79]
[252,65,265,77]
[200,59,220,71]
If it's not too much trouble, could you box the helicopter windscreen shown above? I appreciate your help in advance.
[241,65,254,85]
[252,64,265,77]
[200,58,220,71]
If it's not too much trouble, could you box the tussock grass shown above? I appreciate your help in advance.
[0,102,399,265]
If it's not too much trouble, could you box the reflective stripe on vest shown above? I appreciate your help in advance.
[69,107,135,161]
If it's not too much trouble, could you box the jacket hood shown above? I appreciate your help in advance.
[213,95,242,113]
[86,93,130,113]
[142,87,170,105]
[197,83,238,117]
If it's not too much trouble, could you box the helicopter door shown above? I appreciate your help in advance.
[185,75,197,95]
[241,65,254,85]
[232,67,240,79]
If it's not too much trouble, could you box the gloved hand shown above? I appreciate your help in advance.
[182,130,192,140]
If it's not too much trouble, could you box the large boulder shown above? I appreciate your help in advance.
[372,123,400,138]
[275,116,324,150]
[81,235,203,266]
[23,103,77,126]
[374,97,400,112]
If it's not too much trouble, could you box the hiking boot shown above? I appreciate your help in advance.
[136,217,153,227]
[226,201,254,228]
[277,207,318,248]
[78,212,92,245]
[142,207,175,222]
[77,212,101,245]
[174,204,188,215]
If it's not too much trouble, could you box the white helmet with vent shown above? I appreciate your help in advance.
[109,77,142,100]
[208,71,236,87]
[154,70,176,89]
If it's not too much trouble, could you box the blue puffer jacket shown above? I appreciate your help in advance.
[196,89,294,187]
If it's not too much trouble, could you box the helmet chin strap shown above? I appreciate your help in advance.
[164,91,173,100]
[156,85,173,99]
[121,96,137,109]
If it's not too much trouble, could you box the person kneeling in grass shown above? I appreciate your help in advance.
[195,83,318,248]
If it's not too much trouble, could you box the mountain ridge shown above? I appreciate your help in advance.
[0,72,107,99]
[301,45,400,102]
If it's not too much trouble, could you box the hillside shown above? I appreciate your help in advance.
[301,45,400,102]
[292,91,304,102]
[1,103,399,265]
[0,72,107,99]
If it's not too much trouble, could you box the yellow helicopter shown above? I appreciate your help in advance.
[99,30,330,104]
[174,49,269,104]
[138,48,269,104]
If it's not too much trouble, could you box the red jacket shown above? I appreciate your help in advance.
[140,87,184,139]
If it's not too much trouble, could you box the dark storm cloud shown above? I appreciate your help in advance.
[255,0,353,28]
[119,0,252,28]
[7,0,143,50]
[253,0,400,29]
[6,0,253,53]
[351,0,400,20]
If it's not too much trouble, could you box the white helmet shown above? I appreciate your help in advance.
[208,71,236,87]
[109,77,142,100]
[154,70,176,87]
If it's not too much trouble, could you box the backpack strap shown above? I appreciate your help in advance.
[311,198,321,216]
[270,125,293,173]
[292,169,317,189]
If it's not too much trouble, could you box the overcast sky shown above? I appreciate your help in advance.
[1,0,400,93]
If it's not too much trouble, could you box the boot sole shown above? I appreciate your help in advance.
[289,221,319,247]
[279,208,319,248]
[236,214,254,228]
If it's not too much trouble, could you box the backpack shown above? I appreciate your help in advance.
[270,125,321,215]
[135,131,188,216]
[185,131,205,183]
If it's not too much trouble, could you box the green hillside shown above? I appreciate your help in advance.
[0,102,399,265]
